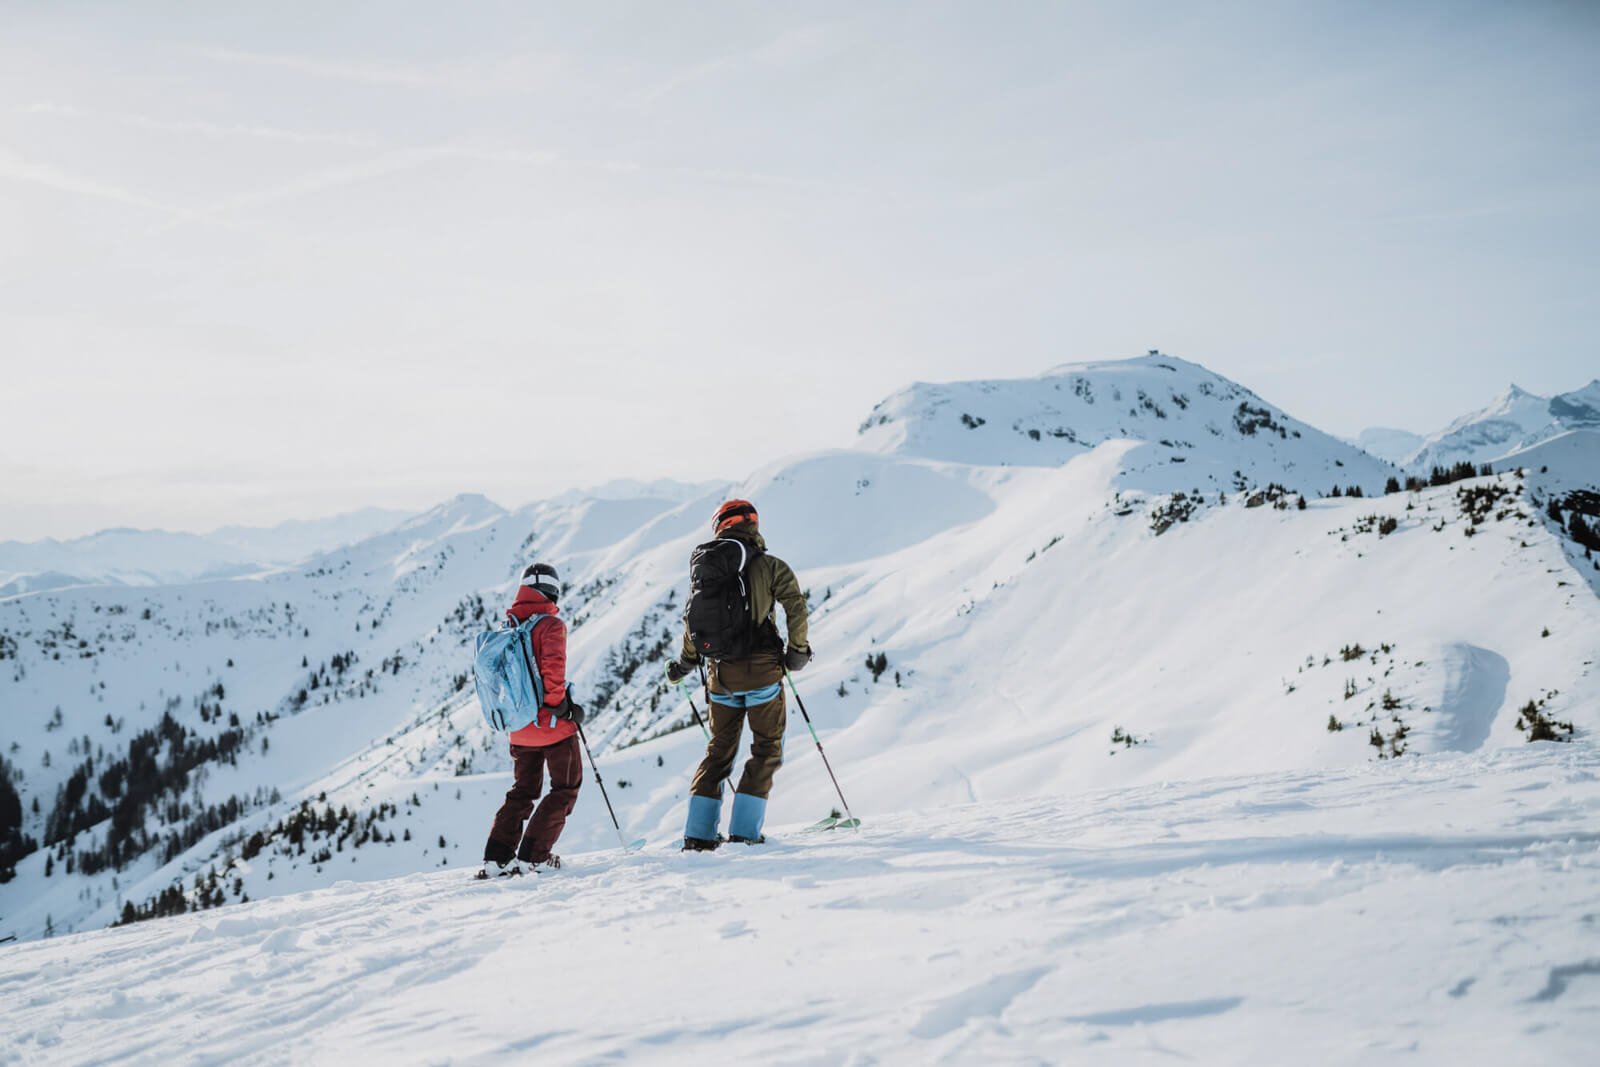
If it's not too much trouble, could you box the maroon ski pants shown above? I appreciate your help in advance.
[484,735,582,864]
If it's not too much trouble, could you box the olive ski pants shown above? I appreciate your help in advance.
[691,684,786,801]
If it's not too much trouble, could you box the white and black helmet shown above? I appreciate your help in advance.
[520,562,561,603]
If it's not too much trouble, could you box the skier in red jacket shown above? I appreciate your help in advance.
[478,563,585,878]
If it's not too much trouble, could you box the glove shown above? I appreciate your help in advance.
[547,692,584,725]
[666,659,693,685]
[784,645,813,672]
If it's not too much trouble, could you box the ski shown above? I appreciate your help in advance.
[806,813,862,832]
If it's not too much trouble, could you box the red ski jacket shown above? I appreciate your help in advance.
[505,588,574,747]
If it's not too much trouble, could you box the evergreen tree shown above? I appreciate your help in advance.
[1570,512,1600,552]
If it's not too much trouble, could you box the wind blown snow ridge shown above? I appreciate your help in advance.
[3,746,1597,1063]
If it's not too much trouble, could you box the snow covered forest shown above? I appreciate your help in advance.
[3,354,1599,1061]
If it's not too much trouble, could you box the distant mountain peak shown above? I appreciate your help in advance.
[1404,373,1600,472]
[1550,380,1600,425]
[856,352,1392,494]
[393,493,508,536]
[547,478,724,506]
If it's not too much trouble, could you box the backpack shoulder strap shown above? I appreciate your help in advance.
[516,614,556,643]
[715,537,752,570]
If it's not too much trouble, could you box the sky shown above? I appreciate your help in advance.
[1,1,1596,541]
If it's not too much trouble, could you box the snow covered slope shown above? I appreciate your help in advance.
[1403,380,1600,474]
[0,489,695,940]
[1,353,1596,958]
[4,744,1597,1064]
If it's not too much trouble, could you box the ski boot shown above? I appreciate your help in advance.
[682,834,725,853]
[474,860,523,880]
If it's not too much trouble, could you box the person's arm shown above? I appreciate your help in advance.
[771,558,809,654]
[678,621,701,666]
[532,617,568,706]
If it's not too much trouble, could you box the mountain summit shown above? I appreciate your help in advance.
[857,352,1395,495]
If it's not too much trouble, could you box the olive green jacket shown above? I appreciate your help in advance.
[679,526,809,692]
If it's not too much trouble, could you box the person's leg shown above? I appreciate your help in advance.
[730,687,785,841]
[520,735,582,863]
[484,745,544,865]
[685,697,747,841]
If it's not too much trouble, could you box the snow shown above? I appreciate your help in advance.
[857,353,1398,496]
[1402,381,1600,474]
[4,744,1598,1064]
[1,353,1597,1062]
[1509,429,1600,496]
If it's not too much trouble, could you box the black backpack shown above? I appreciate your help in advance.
[685,537,762,661]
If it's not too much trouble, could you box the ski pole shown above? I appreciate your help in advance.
[679,679,713,740]
[677,679,738,798]
[574,721,630,851]
[783,668,858,827]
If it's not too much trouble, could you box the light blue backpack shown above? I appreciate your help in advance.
[473,614,555,732]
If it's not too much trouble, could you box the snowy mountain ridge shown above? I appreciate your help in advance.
[858,353,1398,496]
[1386,378,1600,474]
[0,507,416,598]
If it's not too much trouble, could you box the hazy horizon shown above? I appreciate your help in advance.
[4,1,1596,541]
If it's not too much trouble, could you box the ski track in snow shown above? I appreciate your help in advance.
[5,744,1600,1065]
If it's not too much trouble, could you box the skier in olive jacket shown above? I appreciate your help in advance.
[479,562,585,877]
[665,499,811,850]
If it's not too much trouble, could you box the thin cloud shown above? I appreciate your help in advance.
[639,18,863,106]
[186,44,565,95]
[207,141,817,216]
[189,45,445,88]
[453,143,821,192]
[210,147,456,212]
[24,102,379,148]
[0,150,183,215]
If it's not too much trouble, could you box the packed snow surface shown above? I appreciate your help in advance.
[4,744,1598,1065]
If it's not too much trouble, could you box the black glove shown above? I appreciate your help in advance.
[548,692,584,724]
[784,645,813,672]
[666,659,693,685]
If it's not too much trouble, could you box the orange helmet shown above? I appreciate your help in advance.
[713,499,758,534]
